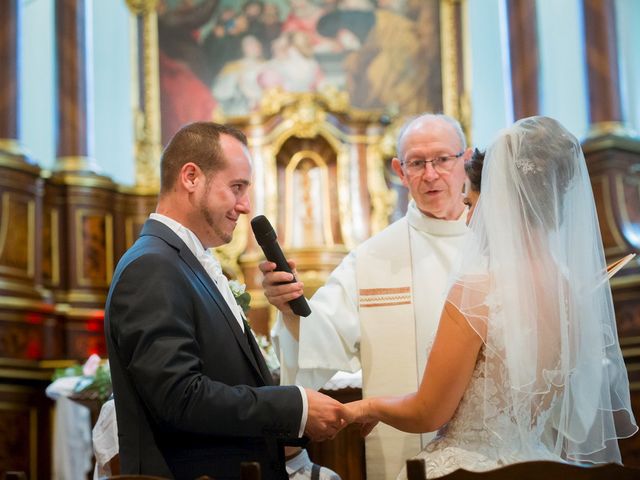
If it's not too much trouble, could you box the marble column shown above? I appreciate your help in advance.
[505,0,540,120]
[54,0,100,173]
[0,0,34,165]
[582,0,624,133]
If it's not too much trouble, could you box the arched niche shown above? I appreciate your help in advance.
[218,90,398,334]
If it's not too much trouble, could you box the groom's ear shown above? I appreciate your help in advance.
[462,147,473,162]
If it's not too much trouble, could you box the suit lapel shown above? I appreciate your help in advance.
[140,220,267,383]
[181,250,267,380]
[243,322,275,386]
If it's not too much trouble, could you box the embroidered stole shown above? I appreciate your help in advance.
[356,217,420,480]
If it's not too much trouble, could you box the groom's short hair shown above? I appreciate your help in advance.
[160,122,247,195]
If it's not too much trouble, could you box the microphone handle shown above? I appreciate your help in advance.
[262,241,312,317]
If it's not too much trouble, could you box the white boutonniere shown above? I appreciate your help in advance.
[228,280,251,314]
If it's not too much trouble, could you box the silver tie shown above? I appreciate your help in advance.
[199,251,245,332]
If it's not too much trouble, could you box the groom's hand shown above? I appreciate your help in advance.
[304,389,348,442]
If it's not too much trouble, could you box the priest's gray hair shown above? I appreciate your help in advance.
[396,113,467,160]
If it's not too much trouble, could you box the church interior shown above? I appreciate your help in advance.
[1,0,640,478]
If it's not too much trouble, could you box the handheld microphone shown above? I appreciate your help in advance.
[250,215,312,317]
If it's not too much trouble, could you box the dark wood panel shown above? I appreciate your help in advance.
[308,388,365,480]
[0,380,54,480]
[0,167,44,301]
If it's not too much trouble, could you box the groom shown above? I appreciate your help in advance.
[105,122,346,479]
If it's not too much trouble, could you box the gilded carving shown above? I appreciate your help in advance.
[254,93,399,252]
[257,88,375,128]
[283,95,327,139]
[586,121,639,141]
[42,208,60,287]
[336,146,354,249]
[133,107,161,192]
[54,155,102,174]
[0,139,23,156]
[128,5,162,193]
[440,0,460,121]
[0,140,39,174]
[366,144,398,236]
[124,0,158,15]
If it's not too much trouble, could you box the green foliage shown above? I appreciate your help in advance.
[228,279,252,313]
[52,362,112,404]
[235,291,252,314]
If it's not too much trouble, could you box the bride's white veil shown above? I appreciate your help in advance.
[448,116,637,463]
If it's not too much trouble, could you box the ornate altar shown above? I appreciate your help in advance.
[213,89,398,335]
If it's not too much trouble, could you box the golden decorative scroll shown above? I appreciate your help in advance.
[126,1,161,193]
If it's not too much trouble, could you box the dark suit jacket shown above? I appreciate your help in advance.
[105,219,303,480]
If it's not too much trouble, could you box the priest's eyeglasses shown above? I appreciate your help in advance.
[401,151,465,175]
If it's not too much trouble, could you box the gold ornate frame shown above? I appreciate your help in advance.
[125,0,473,194]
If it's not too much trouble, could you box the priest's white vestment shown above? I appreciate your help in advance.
[273,202,468,480]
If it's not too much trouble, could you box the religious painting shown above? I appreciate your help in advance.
[156,0,444,144]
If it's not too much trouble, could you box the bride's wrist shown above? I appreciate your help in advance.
[363,398,376,421]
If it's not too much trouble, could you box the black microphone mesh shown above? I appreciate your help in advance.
[250,215,277,243]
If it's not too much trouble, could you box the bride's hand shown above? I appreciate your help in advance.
[344,399,379,437]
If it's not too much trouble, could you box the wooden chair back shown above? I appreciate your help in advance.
[240,461,261,480]
[107,475,170,480]
[406,459,640,480]
[1,472,27,480]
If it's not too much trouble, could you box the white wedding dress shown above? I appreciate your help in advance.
[397,295,563,479]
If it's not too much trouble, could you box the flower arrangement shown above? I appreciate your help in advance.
[229,279,251,314]
[51,354,112,404]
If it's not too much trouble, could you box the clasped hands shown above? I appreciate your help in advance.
[304,390,378,442]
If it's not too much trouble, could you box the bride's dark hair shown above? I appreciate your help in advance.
[465,148,485,192]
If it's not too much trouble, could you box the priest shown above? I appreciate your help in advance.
[261,113,471,480]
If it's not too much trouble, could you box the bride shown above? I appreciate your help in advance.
[344,116,638,478]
